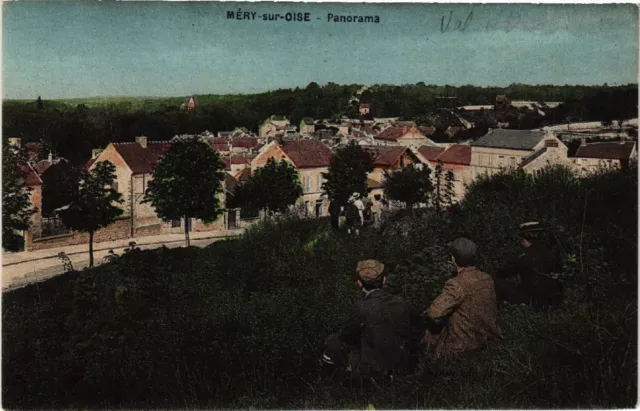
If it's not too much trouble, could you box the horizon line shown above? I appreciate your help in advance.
[4,81,638,102]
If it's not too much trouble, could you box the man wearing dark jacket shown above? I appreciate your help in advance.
[493,222,564,309]
[321,260,412,385]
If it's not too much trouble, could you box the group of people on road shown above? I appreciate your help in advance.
[329,192,387,236]
[320,221,564,387]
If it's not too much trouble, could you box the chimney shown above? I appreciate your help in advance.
[8,137,21,148]
[580,137,586,146]
[48,151,53,163]
[136,136,148,148]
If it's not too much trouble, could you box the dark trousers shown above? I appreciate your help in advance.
[323,333,360,371]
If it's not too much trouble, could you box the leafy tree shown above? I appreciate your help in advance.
[232,157,302,216]
[443,169,456,208]
[383,163,434,211]
[41,160,81,217]
[322,141,374,228]
[434,162,443,211]
[143,139,226,246]
[2,144,36,251]
[36,96,43,109]
[322,140,373,204]
[57,161,123,266]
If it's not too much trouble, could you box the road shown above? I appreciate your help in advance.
[2,236,224,292]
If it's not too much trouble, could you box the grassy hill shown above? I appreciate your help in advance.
[2,165,637,409]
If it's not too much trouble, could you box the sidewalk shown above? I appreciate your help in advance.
[2,229,245,267]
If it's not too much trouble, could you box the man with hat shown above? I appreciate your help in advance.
[320,259,412,385]
[494,221,564,309]
[422,238,502,357]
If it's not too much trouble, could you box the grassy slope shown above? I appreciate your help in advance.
[2,167,637,409]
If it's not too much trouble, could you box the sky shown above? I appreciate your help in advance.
[2,2,638,99]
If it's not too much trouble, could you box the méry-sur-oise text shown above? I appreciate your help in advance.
[226,9,380,24]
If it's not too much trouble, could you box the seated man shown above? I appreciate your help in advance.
[422,238,502,357]
[493,222,564,309]
[321,260,412,385]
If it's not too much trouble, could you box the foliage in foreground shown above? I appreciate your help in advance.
[2,165,637,409]
[2,144,35,251]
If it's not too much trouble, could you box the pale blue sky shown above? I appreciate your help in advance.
[3,2,638,99]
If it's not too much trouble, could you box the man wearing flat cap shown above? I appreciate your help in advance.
[320,259,412,385]
[494,221,564,309]
[422,238,502,357]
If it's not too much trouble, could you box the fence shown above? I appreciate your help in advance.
[37,217,73,239]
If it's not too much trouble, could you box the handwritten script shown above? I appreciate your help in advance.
[440,10,523,34]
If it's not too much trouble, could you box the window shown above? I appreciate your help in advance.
[317,174,324,192]
[302,176,311,192]
[171,219,181,228]
[510,157,516,167]
[498,156,505,168]
[111,180,119,192]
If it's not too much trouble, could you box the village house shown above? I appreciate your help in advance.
[250,139,333,217]
[470,129,566,179]
[20,135,239,252]
[364,145,426,199]
[569,141,637,175]
[299,118,316,134]
[181,95,198,112]
[259,115,290,138]
[359,103,371,116]
[373,124,436,147]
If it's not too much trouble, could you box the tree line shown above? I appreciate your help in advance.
[3,83,637,164]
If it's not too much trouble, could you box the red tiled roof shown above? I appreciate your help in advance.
[234,167,251,182]
[224,172,240,194]
[574,141,636,160]
[223,156,251,170]
[17,164,42,186]
[83,157,97,172]
[360,103,371,108]
[113,143,156,174]
[212,143,229,152]
[146,142,173,164]
[419,126,436,136]
[418,146,445,162]
[213,137,228,144]
[375,126,408,142]
[280,140,333,168]
[437,144,471,165]
[112,141,173,174]
[232,138,259,149]
[33,160,52,175]
[366,146,406,167]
